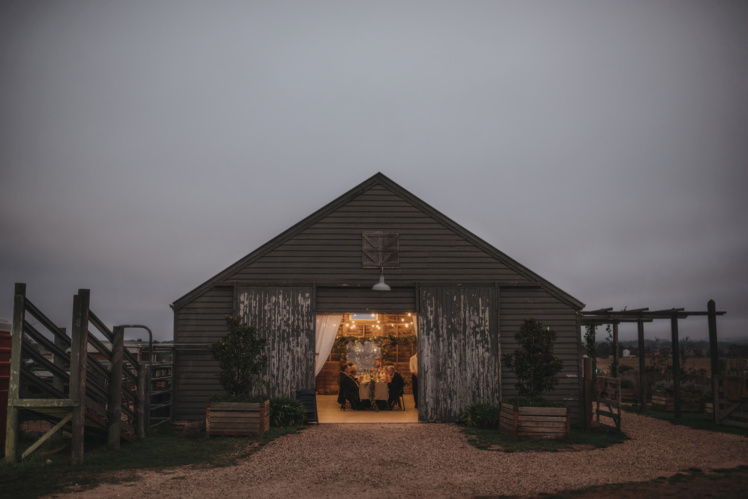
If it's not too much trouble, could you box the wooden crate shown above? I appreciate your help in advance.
[499,403,570,439]
[651,391,703,412]
[620,387,636,402]
[206,400,270,436]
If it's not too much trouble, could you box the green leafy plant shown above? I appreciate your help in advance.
[209,315,268,399]
[618,364,634,374]
[269,397,307,427]
[461,402,501,428]
[502,318,563,402]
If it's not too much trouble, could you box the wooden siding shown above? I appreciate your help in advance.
[174,286,234,344]
[419,287,499,422]
[315,287,416,313]
[173,349,221,421]
[238,287,315,398]
[499,287,583,424]
[173,286,233,420]
[229,186,533,285]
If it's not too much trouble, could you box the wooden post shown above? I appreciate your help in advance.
[637,319,647,412]
[612,322,619,377]
[707,299,720,424]
[108,326,124,450]
[5,283,26,463]
[135,363,147,438]
[670,313,681,419]
[70,290,90,465]
[53,329,67,395]
[583,356,593,429]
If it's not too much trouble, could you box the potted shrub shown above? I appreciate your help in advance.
[206,315,270,436]
[500,318,570,439]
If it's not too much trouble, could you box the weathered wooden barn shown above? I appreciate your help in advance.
[171,173,585,423]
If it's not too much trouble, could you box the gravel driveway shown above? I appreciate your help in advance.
[50,412,748,498]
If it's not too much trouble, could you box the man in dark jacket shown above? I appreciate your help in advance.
[386,365,405,409]
[338,362,362,410]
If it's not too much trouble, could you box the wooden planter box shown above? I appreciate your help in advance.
[206,400,270,436]
[651,391,703,413]
[620,387,636,402]
[499,403,570,439]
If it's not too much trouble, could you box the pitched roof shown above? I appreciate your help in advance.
[171,172,584,311]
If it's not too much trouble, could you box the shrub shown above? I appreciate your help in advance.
[618,364,634,374]
[269,397,307,427]
[502,318,563,401]
[209,315,268,399]
[461,402,501,428]
[620,379,635,389]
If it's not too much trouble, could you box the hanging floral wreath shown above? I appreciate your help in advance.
[332,334,417,362]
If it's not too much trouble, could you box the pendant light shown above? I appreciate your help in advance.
[372,267,391,291]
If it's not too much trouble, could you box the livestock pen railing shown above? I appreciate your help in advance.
[4,284,150,464]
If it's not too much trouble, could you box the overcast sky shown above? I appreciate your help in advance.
[2,1,746,344]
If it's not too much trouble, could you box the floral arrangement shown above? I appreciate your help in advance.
[332,333,417,361]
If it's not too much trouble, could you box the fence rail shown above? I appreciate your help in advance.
[4,284,151,465]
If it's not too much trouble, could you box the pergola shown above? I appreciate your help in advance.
[579,300,726,420]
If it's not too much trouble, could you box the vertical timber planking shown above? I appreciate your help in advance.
[238,287,315,397]
[418,287,498,421]
[70,290,90,465]
[108,326,124,450]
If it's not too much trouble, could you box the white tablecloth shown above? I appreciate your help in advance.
[359,381,388,401]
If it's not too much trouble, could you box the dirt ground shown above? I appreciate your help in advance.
[531,467,748,498]
[46,412,748,498]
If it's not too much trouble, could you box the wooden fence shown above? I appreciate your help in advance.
[594,377,621,432]
[4,284,150,464]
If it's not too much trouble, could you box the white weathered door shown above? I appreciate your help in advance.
[418,287,499,421]
[237,287,315,397]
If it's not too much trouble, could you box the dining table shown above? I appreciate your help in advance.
[359,379,388,401]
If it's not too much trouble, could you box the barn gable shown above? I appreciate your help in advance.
[172,173,583,311]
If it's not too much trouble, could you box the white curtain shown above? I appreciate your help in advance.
[315,314,342,376]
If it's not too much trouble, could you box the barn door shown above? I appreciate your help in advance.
[237,287,315,397]
[418,287,499,421]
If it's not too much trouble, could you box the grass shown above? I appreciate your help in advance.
[461,425,629,453]
[0,424,306,499]
[621,404,748,437]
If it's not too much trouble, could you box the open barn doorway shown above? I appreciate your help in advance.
[315,312,419,423]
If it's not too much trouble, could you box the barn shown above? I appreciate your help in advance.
[170,173,586,423]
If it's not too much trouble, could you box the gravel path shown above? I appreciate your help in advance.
[50,413,748,498]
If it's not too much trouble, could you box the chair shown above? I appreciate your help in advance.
[392,393,406,411]
[295,389,319,424]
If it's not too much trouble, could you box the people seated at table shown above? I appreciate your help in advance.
[337,362,350,407]
[385,364,405,409]
[338,362,363,410]
[370,358,387,379]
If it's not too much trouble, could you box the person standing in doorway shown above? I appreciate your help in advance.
[409,352,418,409]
